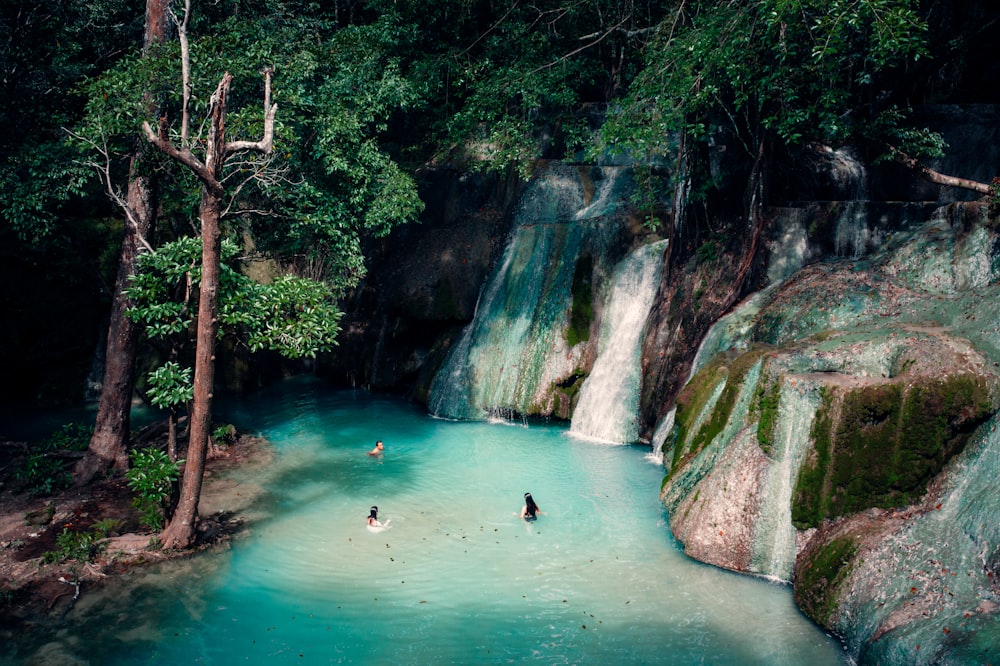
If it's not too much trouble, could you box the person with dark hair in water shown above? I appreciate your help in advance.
[520,492,540,520]
[368,440,384,456]
[367,506,382,527]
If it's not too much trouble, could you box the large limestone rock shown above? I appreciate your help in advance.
[660,202,1000,663]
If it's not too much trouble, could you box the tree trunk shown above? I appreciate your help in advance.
[75,171,155,484]
[160,188,223,549]
[75,0,170,485]
[146,64,275,548]
[167,407,178,462]
[891,147,992,195]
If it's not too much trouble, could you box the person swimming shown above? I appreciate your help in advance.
[520,492,540,520]
[368,440,384,456]
[367,506,381,527]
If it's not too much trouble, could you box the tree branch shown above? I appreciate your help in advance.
[142,116,209,180]
[530,15,631,74]
[227,68,278,154]
[889,145,991,195]
[64,126,155,252]
[167,0,193,146]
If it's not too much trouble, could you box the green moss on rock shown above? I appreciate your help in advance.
[794,536,858,626]
[670,348,766,476]
[566,255,594,347]
[792,374,995,529]
[754,372,782,455]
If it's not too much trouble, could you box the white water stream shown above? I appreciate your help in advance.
[570,240,666,444]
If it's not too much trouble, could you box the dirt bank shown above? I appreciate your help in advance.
[0,434,273,625]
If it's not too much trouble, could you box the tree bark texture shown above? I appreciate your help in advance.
[75,0,170,485]
[160,188,223,549]
[75,172,155,484]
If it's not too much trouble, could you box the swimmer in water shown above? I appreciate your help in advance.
[368,440,384,456]
[520,492,540,520]
[367,506,382,527]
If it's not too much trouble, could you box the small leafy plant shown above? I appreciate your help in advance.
[41,423,93,452]
[43,528,104,564]
[212,423,237,448]
[126,448,182,531]
[15,453,71,496]
[90,518,124,539]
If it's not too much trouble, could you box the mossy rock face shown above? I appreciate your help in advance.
[670,347,768,476]
[794,535,859,626]
[792,373,996,529]
[566,254,594,347]
[753,371,782,455]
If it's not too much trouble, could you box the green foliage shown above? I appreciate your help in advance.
[794,536,858,626]
[127,237,344,361]
[602,0,929,160]
[212,424,237,448]
[868,107,947,160]
[0,0,141,240]
[566,255,594,347]
[126,448,182,531]
[146,362,194,411]
[695,240,720,264]
[74,9,425,291]
[43,528,105,564]
[223,275,343,359]
[370,0,669,172]
[15,454,72,497]
[41,423,94,452]
[90,518,124,539]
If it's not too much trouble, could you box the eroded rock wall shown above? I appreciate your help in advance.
[660,202,1000,663]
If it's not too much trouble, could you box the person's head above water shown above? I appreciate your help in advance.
[523,492,538,517]
[369,506,378,520]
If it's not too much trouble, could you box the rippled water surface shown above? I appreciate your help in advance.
[8,379,849,664]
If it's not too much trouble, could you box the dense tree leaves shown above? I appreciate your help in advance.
[602,0,930,160]
[365,0,670,171]
[127,237,342,361]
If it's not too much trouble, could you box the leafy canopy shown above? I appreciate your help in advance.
[602,0,931,158]
[126,237,343,360]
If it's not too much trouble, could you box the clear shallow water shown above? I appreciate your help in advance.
[7,379,849,665]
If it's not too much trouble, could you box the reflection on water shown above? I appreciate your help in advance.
[4,379,849,664]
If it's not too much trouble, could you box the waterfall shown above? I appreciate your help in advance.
[750,380,819,581]
[649,407,675,466]
[824,146,877,259]
[569,240,666,444]
[428,163,633,420]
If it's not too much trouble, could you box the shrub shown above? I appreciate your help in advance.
[126,448,182,531]
[41,423,93,452]
[15,453,71,496]
[43,528,104,564]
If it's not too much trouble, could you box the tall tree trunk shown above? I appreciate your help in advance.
[160,187,223,549]
[75,0,170,485]
[75,175,154,483]
[145,64,275,548]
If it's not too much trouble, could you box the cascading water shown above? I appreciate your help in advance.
[569,240,666,444]
[750,380,820,581]
[827,146,875,259]
[648,407,675,465]
[428,163,634,420]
